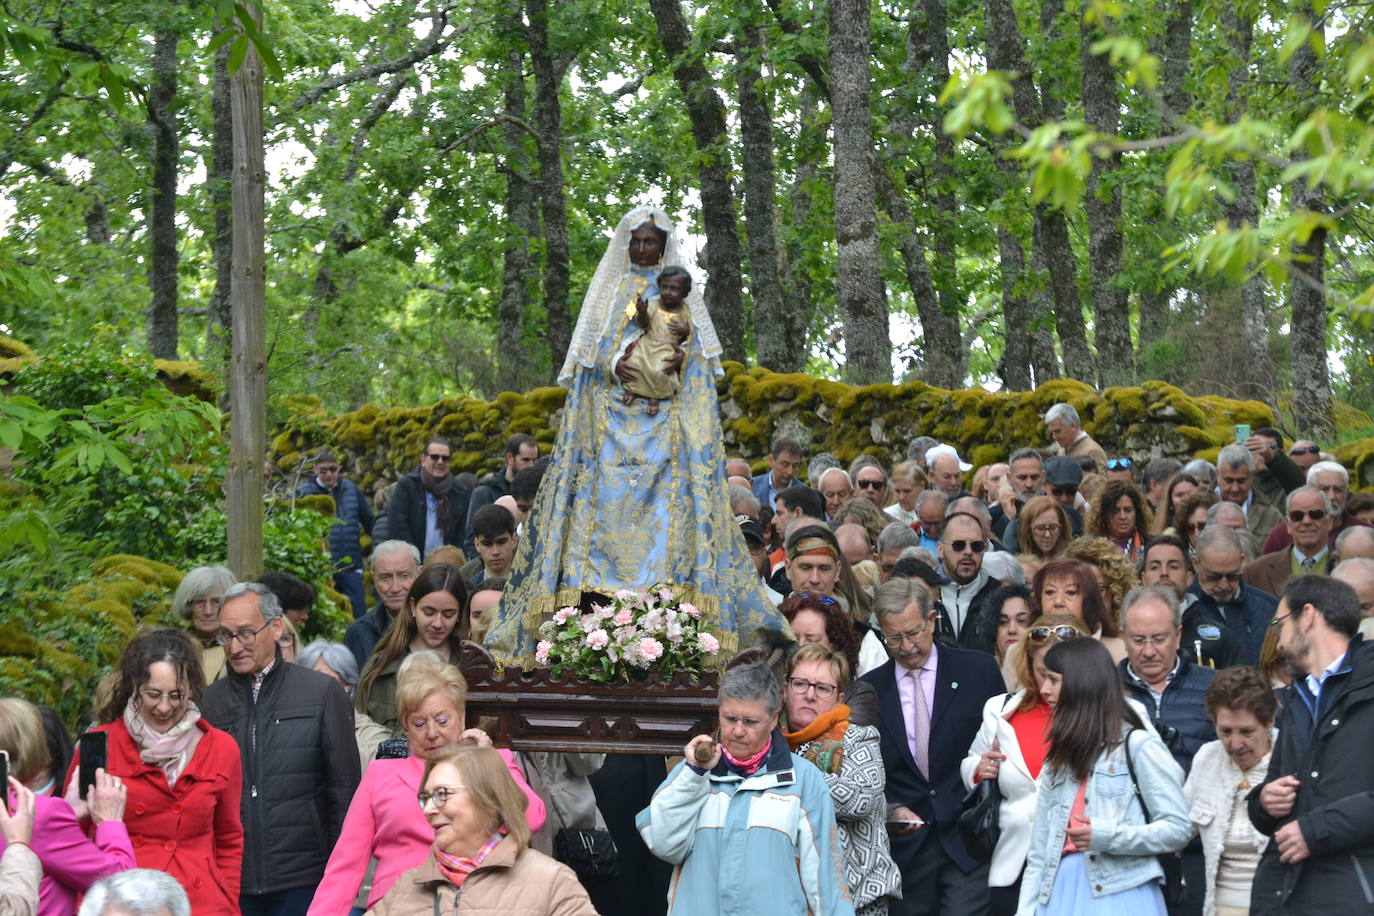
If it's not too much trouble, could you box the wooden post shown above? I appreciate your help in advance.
[226,9,266,579]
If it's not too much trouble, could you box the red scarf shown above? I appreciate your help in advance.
[721,737,772,775]
[433,828,506,889]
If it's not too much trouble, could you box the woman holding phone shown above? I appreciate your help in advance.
[66,628,243,916]
[0,697,133,916]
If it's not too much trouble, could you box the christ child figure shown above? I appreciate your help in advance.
[619,265,692,415]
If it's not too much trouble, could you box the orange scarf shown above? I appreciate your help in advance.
[784,704,850,774]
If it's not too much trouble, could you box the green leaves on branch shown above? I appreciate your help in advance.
[206,0,283,80]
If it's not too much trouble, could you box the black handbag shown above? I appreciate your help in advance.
[1123,730,1187,906]
[554,827,619,883]
[956,778,1002,862]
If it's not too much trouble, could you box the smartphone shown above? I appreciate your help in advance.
[1235,423,1251,442]
[78,731,107,800]
[0,749,9,814]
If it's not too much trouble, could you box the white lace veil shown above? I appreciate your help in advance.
[558,205,723,384]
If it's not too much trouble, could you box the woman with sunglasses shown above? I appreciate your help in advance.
[1018,638,1190,914]
[961,615,1088,914]
[1173,489,1219,555]
[781,644,900,914]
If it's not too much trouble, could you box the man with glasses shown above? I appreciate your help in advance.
[1286,438,1322,471]
[1140,534,1241,669]
[1186,525,1278,664]
[201,582,360,916]
[1217,444,1285,541]
[913,489,946,554]
[861,578,1003,916]
[935,512,1000,655]
[296,448,374,617]
[1244,487,1335,597]
[853,461,889,508]
[1263,460,1371,554]
[386,437,471,557]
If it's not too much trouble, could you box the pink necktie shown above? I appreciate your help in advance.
[909,666,930,778]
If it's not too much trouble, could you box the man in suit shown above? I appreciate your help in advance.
[1245,486,1335,598]
[861,577,1003,916]
[1217,444,1285,542]
[751,435,803,510]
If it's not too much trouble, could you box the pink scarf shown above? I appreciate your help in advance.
[123,697,203,788]
[434,828,507,888]
[721,738,772,775]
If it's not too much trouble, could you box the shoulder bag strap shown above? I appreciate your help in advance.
[1122,728,1154,823]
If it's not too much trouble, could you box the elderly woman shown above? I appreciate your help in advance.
[1183,667,1276,916]
[296,640,392,769]
[637,662,854,915]
[369,745,595,914]
[171,565,236,681]
[782,644,900,914]
[307,652,544,916]
[0,698,134,916]
[884,460,926,526]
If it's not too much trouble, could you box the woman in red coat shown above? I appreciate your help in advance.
[67,627,243,915]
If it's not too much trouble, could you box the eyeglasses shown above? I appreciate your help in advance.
[1029,625,1081,644]
[138,688,186,707]
[798,593,837,606]
[1107,458,1133,470]
[315,465,340,474]
[1031,524,1061,536]
[1289,446,1319,456]
[417,785,465,808]
[1186,521,1207,534]
[1287,508,1327,522]
[721,713,770,730]
[1051,486,1078,498]
[1127,633,1173,648]
[1270,611,1292,629]
[1201,570,1241,584]
[186,596,222,618]
[948,539,986,554]
[787,677,839,699]
[856,478,884,490]
[213,620,273,647]
[425,453,451,463]
[882,621,934,646]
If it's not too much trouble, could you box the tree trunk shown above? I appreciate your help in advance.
[146,22,179,359]
[495,1,535,392]
[1223,6,1276,402]
[208,44,234,364]
[1080,11,1131,385]
[646,0,747,365]
[735,17,794,372]
[526,0,572,381]
[781,94,820,371]
[828,0,890,384]
[1287,4,1333,436]
[227,12,267,580]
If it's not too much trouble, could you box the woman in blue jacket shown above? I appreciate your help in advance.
[1018,637,1192,915]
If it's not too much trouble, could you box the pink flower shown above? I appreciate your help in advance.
[586,629,611,650]
[680,602,701,619]
[698,633,720,655]
[658,588,674,603]
[639,637,664,662]
[535,640,552,665]
[614,589,637,602]
[580,614,598,632]
[613,607,635,627]
[553,606,577,625]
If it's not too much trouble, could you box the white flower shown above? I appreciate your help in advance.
[680,602,701,619]
[698,633,720,654]
[585,629,610,650]
[553,606,577,625]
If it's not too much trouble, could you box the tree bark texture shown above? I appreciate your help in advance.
[208,44,234,364]
[735,18,795,372]
[647,0,747,365]
[496,2,536,392]
[1287,4,1333,436]
[781,94,820,371]
[146,22,179,360]
[828,0,891,384]
[227,13,267,580]
[1080,13,1131,385]
[526,0,572,382]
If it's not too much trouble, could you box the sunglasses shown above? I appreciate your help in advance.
[1288,508,1327,522]
[1051,486,1078,498]
[1106,458,1133,470]
[856,479,885,490]
[1029,625,1081,643]
[798,593,838,606]
[948,539,986,554]
[426,453,451,462]
[1289,446,1320,456]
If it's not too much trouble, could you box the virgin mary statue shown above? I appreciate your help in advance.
[483,205,787,668]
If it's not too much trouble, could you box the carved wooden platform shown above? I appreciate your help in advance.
[460,642,719,754]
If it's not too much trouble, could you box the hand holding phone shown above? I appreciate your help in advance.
[0,777,35,846]
[887,805,924,837]
[78,731,107,801]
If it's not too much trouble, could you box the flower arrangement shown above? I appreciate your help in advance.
[534,585,722,682]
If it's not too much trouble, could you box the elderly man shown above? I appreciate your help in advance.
[751,435,803,509]
[1217,444,1285,541]
[1248,576,1374,914]
[907,436,938,472]
[925,446,970,501]
[935,512,999,654]
[462,432,538,555]
[1186,525,1278,664]
[1287,438,1322,471]
[1333,557,1374,619]
[343,539,420,670]
[913,489,947,554]
[1184,457,1218,490]
[877,521,920,581]
[78,869,190,916]
[853,460,889,508]
[835,522,874,568]
[1336,525,1374,562]
[296,449,374,618]
[202,582,359,916]
[1043,402,1108,468]
[1141,534,1241,669]
[728,484,762,521]
[1264,460,1371,553]
[817,467,854,521]
[1244,486,1335,597]
[387,436,471,557]
[861,578,1003,916]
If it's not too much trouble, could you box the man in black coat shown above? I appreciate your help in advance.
[861,577,1003,916]
[386,437,471,558]
[201,582,360,916]
[343,539,420,670]
[461,432,539,556]
[1248,575,1374,914]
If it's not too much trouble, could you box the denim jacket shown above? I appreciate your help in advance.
[1017,726,1192,912]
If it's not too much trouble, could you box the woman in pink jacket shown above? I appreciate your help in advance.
[0,697,135,916]
[306,652,545,916]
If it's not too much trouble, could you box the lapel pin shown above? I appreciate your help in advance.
[951,682,959,689]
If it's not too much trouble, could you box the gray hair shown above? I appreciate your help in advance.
[1194,523,1244,558]
[876,521,919,555]
[221,581,283,622]
[1183,458,1216,485]
[808,452,841,485]
[897,545,939,566]
[370,539,421,569]
[719,662,781,716]
[1044,403,1080,427]
[907,436,938,463]
[1207,501,1247,526]
[728,484,762,516]
[170,565,236,622]
[949,497,992,531]
[1307,460,1349,486]
[1217,444,1253,471]
[78,869,190,916]
[1142,458,1183,489]
[848,454,885,480]
[1335,525,1374,559]
[873,576,933,622]
[817,467,852,490]
[1285,485,1335,517]
[1008,447,1043,467]
[1121,585,1182,629]
[914,489,947,513]
[1333,557,1374,594]
[296,640,359,689]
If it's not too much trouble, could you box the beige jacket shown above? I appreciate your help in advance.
[368,838,597,916]
[0,843,39,916]
[1060,431,1108,470]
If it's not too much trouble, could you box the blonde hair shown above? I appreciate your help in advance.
[0,697,51,784]
[788,642,852,689]
[422,744,531,850]
[395,651,468,726]
[1013,614,1091,711]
